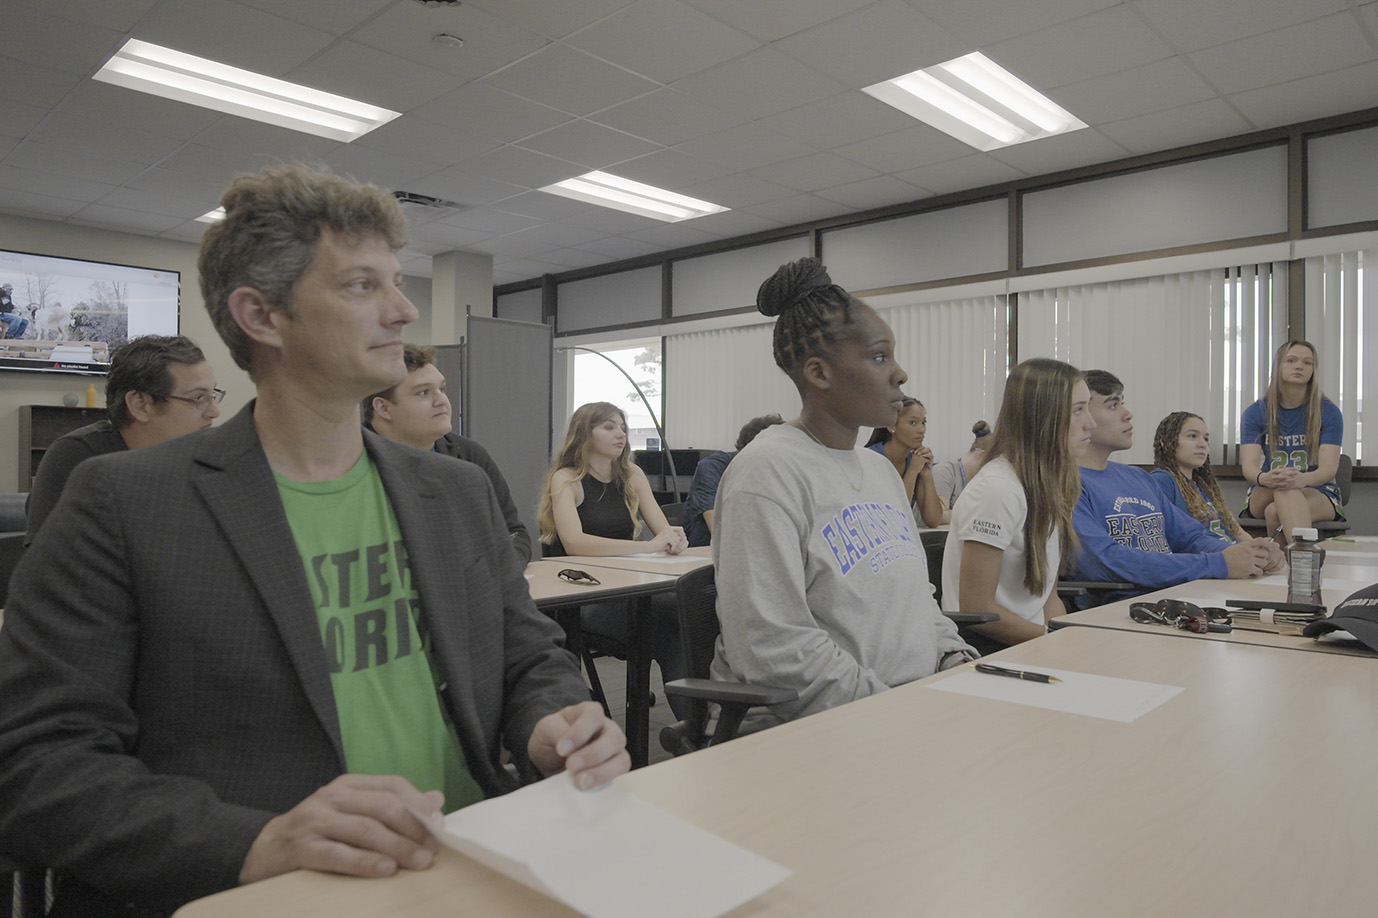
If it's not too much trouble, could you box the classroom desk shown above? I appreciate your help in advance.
[525,560,680,769]
[556,544,713,576]
[175,625,1378,917]
[1055,553,1378,658]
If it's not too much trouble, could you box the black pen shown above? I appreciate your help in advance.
[971,662,1061,684]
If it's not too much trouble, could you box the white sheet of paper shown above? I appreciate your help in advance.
[416,772,789,918]
[927,666,1183,723]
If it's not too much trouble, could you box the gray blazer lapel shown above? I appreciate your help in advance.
[366,432,481,742]
[191,405,344,761]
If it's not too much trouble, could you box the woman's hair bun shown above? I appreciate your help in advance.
[972,419,992,436]
[757,257,833,318]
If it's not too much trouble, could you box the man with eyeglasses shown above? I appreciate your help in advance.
[24,334,223,545]
[0,164,625,917]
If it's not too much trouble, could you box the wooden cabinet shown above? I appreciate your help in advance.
[17,405,107,490]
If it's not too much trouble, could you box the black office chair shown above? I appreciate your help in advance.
[659,565,798,756]
[658,501,685,527]
[1237,453,1354,538]
[1056,579,1139,615]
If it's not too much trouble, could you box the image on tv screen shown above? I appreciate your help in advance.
[0,248,180,376]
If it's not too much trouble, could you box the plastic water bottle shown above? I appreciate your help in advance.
[1286,527,1325,605]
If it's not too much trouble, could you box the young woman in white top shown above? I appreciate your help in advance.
[709,258,975,729]
[941,359,1095,647]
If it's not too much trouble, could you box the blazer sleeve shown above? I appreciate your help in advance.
[0,459,273,912]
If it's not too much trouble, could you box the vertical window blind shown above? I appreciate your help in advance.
[664,296,1010,461]
[1018,264,1288,465]
[1304,250,1372,463]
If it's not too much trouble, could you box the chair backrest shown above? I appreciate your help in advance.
[919,529,945,606]
[1335,454,1353,505]
[673,564,720,680]
[659,501,685,527]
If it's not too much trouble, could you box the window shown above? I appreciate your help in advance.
[1305,250,1372,463]
[569,337,663,451]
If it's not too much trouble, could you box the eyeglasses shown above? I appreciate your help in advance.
[166,388,226,411]
[557,569,601,586]
[1129,599,1231,633]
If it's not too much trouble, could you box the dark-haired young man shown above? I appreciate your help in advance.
[24,334,221,544]
[681,413,784,547]
[1065,369,1281,607]
[364,343,532,564]
[0,164,624,917]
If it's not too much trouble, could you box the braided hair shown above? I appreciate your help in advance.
[757,257,860,382]
[1152,411,1246,542]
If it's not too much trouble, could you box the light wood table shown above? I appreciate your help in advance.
[557,544,713,576]
[524,560,681,769]
[1056,561,1378,657]
[176,625,1378,917]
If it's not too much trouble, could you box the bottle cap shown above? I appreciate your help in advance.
[1293,527,1319,542]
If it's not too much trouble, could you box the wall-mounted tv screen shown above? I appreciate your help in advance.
[0,247,180,376]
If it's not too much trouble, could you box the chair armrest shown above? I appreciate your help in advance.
[945,612,999,625]
[663,677,798,707]
[1057,580,1136,596]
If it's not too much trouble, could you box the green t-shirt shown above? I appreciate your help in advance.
[276,451,484,812]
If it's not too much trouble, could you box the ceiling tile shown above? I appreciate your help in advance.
[0,163,118,204]
[7,5,125,76]
[188,118,340,162]
[541,247,612,269]
[758,92,916,151]
[480,44,660,116]
[507,221,611,249]
[321,145,444,190]
[71,203,184,234]
[496,190,666,235]
[1188,12,1378,95]
[235,0,392,35]
[52,82,222,140]
[26,112,184,166]
[675,209,784,237]
[986,5,1175,90]
[750,152,880,192]
[1097,99,1254,154]
[565,0,760,83]
[683,0,877,42]
[350,1,550,80]
[12,0,160,33]
[97,185,221,220]
[1051,58,1217,125]
[5,141,148,187]
[986,128,1129,177]
[514,120,663,169]
[672,47,846,120]
[1228,60,1378,129]
[773,1,968,88]
[446,145,582,188]
[676,173,795,207]
[674,123,814,170]
[435,208,544,234]
[134,0,335,76]
[286,40,462,111]
[620,222,724,248]
[403,168,530,208]
[589,89,746,146]
[906,0,1121,47]
[0,186,90,220]
[349,116,503,168]
[834,125,973,173]
[0,58,83,110]
[0,102,47,142]
[415,83,572,142]
[610,148,736,189]
[576,236,669,259]
[895,155,1027,195]
[1133,0,1350,54]
[123,165,239,203]
[462,0,637,39]
[744,193,847,225]
[813,175,928,209]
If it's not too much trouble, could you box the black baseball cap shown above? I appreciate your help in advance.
[1302,582,1378,651]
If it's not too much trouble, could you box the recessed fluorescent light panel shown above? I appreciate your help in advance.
[540,171,728,223]
[863,52,1086,151]
[94,39,401,142]
[196,207,225,223]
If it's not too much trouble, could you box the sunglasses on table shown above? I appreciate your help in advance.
[557,568,601,586]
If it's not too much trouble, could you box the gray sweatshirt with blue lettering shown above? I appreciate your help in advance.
[710,424,972,728]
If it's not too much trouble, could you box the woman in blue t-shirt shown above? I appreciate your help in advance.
[1239,339,1343,543]
[863,398,944,527]
[1149,411,1246,544]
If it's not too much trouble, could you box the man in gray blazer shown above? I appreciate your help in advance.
[0,164,626,917]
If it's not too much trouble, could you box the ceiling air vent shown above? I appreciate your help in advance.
[392,190,465,221]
